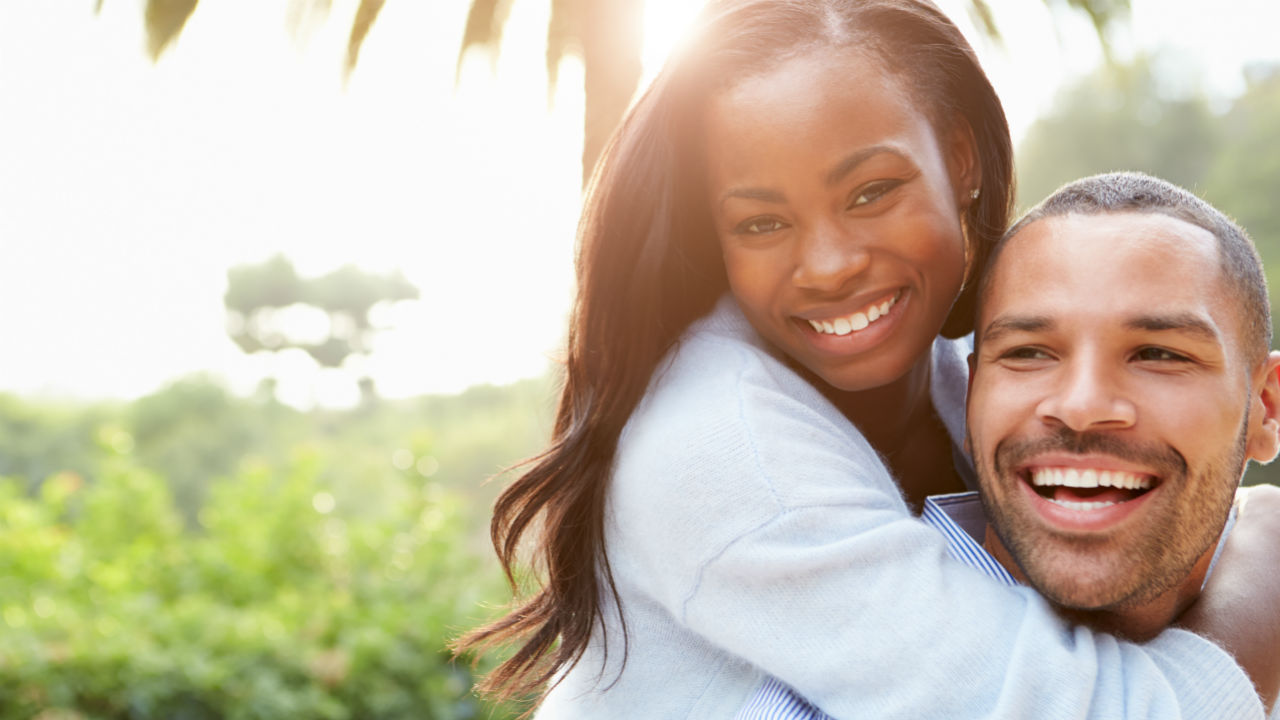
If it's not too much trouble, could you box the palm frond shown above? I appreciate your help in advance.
[345,0,387,77]
[1058,0,1132,63]
[144,0,200,60]
[965,0,1002,47]
[456,0,516,80]
[546,0,582,91]
[285,0,332,41]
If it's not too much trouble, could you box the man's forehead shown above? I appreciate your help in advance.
[1008,210,1215,263]
[979,212,1232,340]
[986,213,1221,301]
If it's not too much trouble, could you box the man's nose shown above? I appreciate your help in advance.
[791,222,871,294]
[1035,354,1136,432]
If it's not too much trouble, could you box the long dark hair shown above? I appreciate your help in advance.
[455,0,1014,706]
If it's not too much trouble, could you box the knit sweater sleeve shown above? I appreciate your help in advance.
[607,326,1263,719]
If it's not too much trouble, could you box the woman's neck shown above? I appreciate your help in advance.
[821,355,933,456]
[810,353,966,511]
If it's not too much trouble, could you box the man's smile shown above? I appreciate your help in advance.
[1025,466,1156,511]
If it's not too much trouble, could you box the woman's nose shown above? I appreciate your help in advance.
[791,223,871,294]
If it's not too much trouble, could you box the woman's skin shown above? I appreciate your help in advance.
[704,48,973,508]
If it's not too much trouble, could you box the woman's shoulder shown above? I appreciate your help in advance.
[614,297,895,511]
[629,297,854,451]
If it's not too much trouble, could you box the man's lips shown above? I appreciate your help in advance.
[1014,462,1161,531]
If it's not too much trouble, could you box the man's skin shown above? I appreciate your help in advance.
[965,208,1280,706]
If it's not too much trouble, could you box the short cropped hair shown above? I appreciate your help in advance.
[983,172,1271,361]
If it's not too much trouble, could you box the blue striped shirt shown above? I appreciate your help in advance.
[732,491,1017,720]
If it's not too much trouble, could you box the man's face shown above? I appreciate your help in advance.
[967,212,1279,613]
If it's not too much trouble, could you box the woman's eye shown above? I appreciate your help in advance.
[849,179,902,208]
[733,217,786,235]
[1134,347,1190,363]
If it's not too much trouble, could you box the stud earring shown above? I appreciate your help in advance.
[969,188,981,201]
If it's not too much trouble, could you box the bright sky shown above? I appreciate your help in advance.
[2,0,1278,407]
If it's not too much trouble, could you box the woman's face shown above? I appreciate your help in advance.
[704,49,977,392]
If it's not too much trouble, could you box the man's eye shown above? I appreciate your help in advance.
[849,179,903,208]
[733,217,786,235]
[1001,347,1053,362]
[1134,347,1190,362]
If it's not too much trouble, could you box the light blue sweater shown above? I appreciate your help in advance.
[536,296,1264,719]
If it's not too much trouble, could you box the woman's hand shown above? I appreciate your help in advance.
[1178,483,1280,713]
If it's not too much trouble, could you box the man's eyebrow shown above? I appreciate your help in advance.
[1126,312,1221,343]
[979,315,1053,345]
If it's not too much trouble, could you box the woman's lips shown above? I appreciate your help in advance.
[802,290,902,336]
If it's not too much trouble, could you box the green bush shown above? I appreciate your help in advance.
[0,441,514,719]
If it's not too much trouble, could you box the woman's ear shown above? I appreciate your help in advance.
[945,120,981,208]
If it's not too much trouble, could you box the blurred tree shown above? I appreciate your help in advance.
[1202,64,1280,266]
[458,0,1132,184]
[224,254,419,398]
[1015,54,1219,210]
[128,376,273,525]
[0,394,108,492]
[1199,63,1280,488]
[106,0,1130,184]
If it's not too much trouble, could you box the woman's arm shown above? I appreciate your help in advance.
[1178,484,1280,713]
[604,325,1269,718]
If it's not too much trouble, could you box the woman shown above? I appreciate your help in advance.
[458,1,1280,716]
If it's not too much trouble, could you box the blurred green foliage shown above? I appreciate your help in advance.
[1016,58,1280,488]
[0,374,557,718]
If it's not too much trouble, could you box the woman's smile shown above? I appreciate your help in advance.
[799,289,901,336]
[791,288,909,359]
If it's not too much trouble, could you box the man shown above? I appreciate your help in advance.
[966,171,1280,645]
[744,172,1280,719]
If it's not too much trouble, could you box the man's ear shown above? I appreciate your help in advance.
[1245,350,1280,464]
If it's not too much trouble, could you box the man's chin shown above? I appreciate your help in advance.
[1031,572,1135,613]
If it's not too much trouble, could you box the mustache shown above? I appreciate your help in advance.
[992,426,1187,479]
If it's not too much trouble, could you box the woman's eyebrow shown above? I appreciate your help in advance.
[719,186,786,207]
[718,145,908,209]
[825,145,905,187]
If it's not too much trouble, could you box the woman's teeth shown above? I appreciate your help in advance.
[807,293,898,336]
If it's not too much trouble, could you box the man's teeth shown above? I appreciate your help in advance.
[1030,467,1153,491]
[808,294,898,336]
[1048,498,1118,511]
